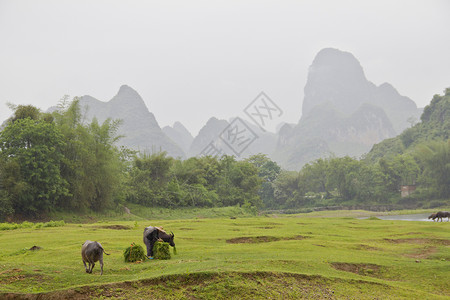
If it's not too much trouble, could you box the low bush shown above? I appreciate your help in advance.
[0,220,65,231]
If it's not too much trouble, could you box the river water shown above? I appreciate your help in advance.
[372,213,434,222]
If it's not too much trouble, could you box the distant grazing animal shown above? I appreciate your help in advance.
[434,211,450,222]
[428,213,437,221]
[143,226,175,257]
[81,240,110,275]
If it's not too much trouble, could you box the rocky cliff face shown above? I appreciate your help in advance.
[274,48,420,170]
[79,85,185,158]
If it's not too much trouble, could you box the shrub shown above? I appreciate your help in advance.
[152,241,171,260]
[43,220,65,227]
[0,220,65,231]
[123,243,146,262]
[427,200,447,209]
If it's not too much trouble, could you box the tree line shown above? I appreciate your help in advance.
[1,92,449,219]
[270,142,449,209]
[0,99,263,217]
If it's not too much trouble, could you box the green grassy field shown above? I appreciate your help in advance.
[0,210,449,299]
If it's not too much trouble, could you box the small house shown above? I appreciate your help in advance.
[400,185,416,197]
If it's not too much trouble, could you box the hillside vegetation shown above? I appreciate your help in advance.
[366,88,450,161]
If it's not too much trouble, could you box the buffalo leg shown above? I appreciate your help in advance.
[100,258,103,275]
[83,260,89,273]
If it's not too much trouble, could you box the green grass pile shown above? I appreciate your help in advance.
[123,242,146,262]
[152,241,171,260]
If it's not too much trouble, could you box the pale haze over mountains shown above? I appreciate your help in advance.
[0,1,449,136]
[67,48,422,169]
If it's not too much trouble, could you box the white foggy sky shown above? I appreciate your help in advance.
[0,0,449,135]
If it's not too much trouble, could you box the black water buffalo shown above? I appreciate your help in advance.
[434,211,450,222]
[143,226,175,257]
[81,240,110,275]
[428,213,437,221]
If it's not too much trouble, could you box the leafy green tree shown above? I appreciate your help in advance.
[415,140,450,198]
[52,98,126,211]
[378,154,419,195]
[0,116,69,215]
[126,152,174,206]
[170,156,220,207]
[215,155,262,208]
[246,154,281,208]
[326,156,360,200]
[351,163,388,203]
[273,171,304,208]
[301,158,330,197]
[0,158,18,218]
[83,118,124,211]
[7,104,40,122]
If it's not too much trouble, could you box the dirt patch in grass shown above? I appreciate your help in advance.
[0,268,49,285]
[330,262,383,278]
[384,238,450,245]
[391,232,423,236]
[97,225,131,230]
[226,235,308,244]
[0,269,24,284]
[384,238,449,260]
[257,226,275,229]
[404,246,438,259]
[1,271,418,300]
[355,244,380,251]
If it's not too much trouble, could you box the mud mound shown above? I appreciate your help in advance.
[330,262,382,277]
[98,225,131,230]
[355,244,380,251]
[404,246,438,259]
[384,238,450,245]
[226,235,307,244]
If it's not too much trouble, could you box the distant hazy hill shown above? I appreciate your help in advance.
[273,48,421,170]
[302,48,420,133]
[162,122,194,154]
[78,85,185,158]
[187,117,277,158]
[366,88,450,162]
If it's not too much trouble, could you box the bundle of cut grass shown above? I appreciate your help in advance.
[123,242,146,262]
[152,241,171,260]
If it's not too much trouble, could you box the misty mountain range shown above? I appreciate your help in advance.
[51,48,421,169]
